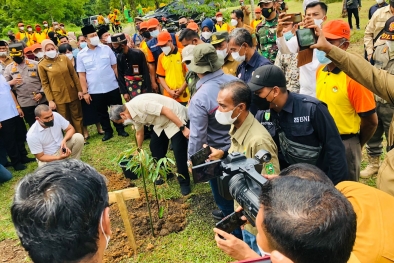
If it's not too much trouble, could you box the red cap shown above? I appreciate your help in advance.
[24,47,32,53]
[255,7,262,13]
[187,22,199,31]
[140,21,148,30]
[148,18,160,29]
[216,12,223,16]
[156,31,172,46]
[322,20,350,40]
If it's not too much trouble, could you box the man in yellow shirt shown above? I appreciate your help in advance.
[15,22,29,46]
[33,24,47,44]
[156,31,189,105]
[230,9,258,47]
[215,12,231,32]
[251,7,264,30]
[210,31,240,76]
[26,25,36,46]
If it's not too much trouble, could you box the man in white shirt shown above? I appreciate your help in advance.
[27,104,84,167]
[276,1,328,96]
[77,24,128,142]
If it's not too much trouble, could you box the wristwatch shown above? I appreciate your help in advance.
[179,124,185,131]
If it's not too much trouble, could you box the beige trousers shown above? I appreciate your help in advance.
[37,133,84,167]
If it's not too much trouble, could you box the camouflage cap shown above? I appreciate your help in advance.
[210,31,229,45]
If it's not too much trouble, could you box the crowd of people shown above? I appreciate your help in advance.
[2,0,394,262]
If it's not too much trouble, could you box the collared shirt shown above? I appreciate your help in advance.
[251,19,263,30]
[125,93,188,139]
[364,5,393,56]
[236,50,271,83]
[0,75,18,122]
[337,181,394,263]
[229,112,280,235]
[274,50,300,93]
[222,53,240,76]
[373,44,394,103]
[256,15,279,63]
[4,59,47,107]
[277,36,320,97]
[255,92,348,184]
[316,65,376,135]
[368,2,388,19]
[76,44,118,94]
[27,112,70,155]
[215,22,231,32]
[0,56,13,75]
[188,69,237,158]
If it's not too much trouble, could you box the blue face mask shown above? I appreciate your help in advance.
[316,49,332,64]
[80,42,87,49]
[284,31,294,41]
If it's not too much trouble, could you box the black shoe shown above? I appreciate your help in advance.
[357,26,360,30]
[21,157,36,164]
[102,133,113,141]
[180,185,191,196]
[155,177,165,185]
[167,173,175,180]
[13,163,26,171]
[212,209,225,221]
[118,130,129,137]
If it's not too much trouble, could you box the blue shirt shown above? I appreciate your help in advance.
[236,50,271,83]
[76,44,118,94]
[188,69,238,158]
[369,2,388,19]
[0,75,18,122]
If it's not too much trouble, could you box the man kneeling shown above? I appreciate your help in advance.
[27,104,84,166]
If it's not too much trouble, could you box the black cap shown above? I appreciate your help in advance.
[381,16,394,40]
[97,27,108,39]
[81,25,96,36]
[0,40,8,46]
[247,65,287,92]
[9,43,24,52]
[111,33,127,44]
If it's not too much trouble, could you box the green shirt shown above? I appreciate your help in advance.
[257,15,279,64]
[229,112,280,235]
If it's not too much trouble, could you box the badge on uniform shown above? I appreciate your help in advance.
[265,162,275,175]
[132,65,139,74]
[30,72,37,77]
[264,111,270,121]
[332,86,338,93]
[28,64,34,68]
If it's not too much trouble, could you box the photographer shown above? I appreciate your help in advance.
[209,80,280,254]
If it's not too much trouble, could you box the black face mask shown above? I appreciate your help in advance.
[262,7,274,18]
[180,24,187,29]
[142,31,151,39]
[114,45,124,54]
[12,56,24,64]
[43,119,54,127]
[252,94,271,110]
[9,35,15,41]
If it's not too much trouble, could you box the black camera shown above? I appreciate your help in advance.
[192,150,271,226]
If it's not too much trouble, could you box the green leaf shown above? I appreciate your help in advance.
[158,206,165,219]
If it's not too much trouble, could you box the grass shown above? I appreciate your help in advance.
[0,0,381,261]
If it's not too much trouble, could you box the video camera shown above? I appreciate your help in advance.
[192,150,272,227]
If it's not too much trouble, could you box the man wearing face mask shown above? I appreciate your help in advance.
[256,0,279,63]
[274,23,300,93]
[230,10,258,47]
[178,28,204,47]
[132,17,144,48]
[229,28,271,86]
[77,25,129,141]
[26,104,84,165]
[176,16,189,36]
[251,7,264,30]
[4,43,47,126]
[109,94,191,195]
[15,22,29,46]
[98,27,112,47]
[156,31,190,104]
[315,20,377,182]
[30,44,44,61]
[276,1,328,97]
[215,12,231,32]
[211,31,240,76]
[0,40,13,75]
[12,160,111,263]
[73,35,87,58]
[201,18,216,43]
[25,25,36,46]
[112,33,151,102]
[139,21,152,57]
[33,24,47,44]
[209,80,279,254]
[250,65,348,184]
[369,0,388,19]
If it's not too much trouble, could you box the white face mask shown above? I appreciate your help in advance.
[106,35,112,43]
[0,51,7,57]
[35,52,44,59]
[201,31,213,40]
[44,24,48,27]
[376,0,384,3]
[151,29,160,38]
[61,26,65,29]
[257,244,271,256]
[45,50,57,59]
[161,45,172,55]
[216,17,223,22]
[89,36,100,46]
[100,212,110,250]
[65,53,74,60]
[28,28,33,32]
[123,119,136,126]
[216,48,228,59]
[386,41,394,52]
[314,19,324,28]
[230,19,238,27]
[231,46,246,62]
[215,105,241,125]
[19,27,25,31]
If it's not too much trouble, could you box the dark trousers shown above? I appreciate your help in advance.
[347,8,360,28]
[0,116,28,166]
[0,136,8,166]
[90,88,125,135]
[150,130,190,186]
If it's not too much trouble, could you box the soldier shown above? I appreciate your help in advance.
[0,40,13,75]
[361,16,394,179]
[210,31,240,77]
[4,43,47,127]
[256,0,279,63]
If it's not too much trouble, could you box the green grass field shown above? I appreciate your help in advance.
[0,0,381,262]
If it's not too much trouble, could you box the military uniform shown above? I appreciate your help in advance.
[210,32,240,77]
[256,15,279,63]
[4,58,47,126]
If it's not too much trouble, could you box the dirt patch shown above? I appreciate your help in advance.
[0,239,28,263]
[101,170,135,191]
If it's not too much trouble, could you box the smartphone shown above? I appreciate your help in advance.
[192,159,221,183]
[296,28,317,48]
[216,210,247,234]
[190,146,211,166]
[62,148,66,154]
[286,13,302,23]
